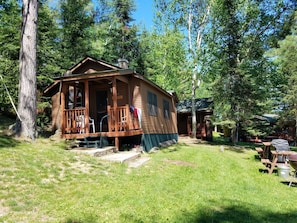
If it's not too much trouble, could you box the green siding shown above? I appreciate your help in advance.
[141,133,178,152]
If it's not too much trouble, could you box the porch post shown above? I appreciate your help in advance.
[128,78,131,105]
[61,82,67,135]
[112,77,119,150]
[84,80,89,133]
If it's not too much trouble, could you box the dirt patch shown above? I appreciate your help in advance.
[164,159,197,167]
[0,200,9,218]
[69,159,94,174]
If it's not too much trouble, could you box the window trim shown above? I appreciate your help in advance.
[163,99,170,119]
[148,91,158,116]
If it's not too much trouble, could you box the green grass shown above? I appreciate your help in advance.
[0,123,297,222]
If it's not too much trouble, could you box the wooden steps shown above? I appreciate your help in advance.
[99,151,141,163]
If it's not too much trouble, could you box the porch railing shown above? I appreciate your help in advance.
[62,105,140,135]
[63,108,86,134]
[108,105,140,132]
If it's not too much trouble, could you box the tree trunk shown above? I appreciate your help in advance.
[16,0,38,140]
[191,85,197,138]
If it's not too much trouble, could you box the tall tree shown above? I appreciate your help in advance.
[16,0,38,139]
[154,0,211,138]
[59,0,93,68]
[210,0,296,143]
[267,11,297,144]
[92,0,143,69]
[113,0,135,59]
[37,2,62,90]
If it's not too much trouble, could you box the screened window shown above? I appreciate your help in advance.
[163,99,170,119]
[148,91,158,116]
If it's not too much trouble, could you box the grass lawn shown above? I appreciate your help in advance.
[0,120,297,222]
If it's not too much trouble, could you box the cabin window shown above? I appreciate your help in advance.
[66,85,83,109]
[148,91,158,116]
[163,99,170,119]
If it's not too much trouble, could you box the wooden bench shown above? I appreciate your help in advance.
[255,147,263,159]
[261,158,271,165]
[255,147,263,153]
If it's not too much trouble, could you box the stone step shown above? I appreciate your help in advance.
[99,151,141,163]
[93,146,116,157]
[128,156,151,168]
[71,146,114,157]
[71,147,149,167]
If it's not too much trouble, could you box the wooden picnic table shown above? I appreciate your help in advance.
[265,150,296,174]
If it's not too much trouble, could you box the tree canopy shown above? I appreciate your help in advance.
[0,0,296,141]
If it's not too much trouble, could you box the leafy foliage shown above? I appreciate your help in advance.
[267,11,297,143]
[209,0,296,143]
[139,29,189,97]
[0,0,20,114]
[1,0,296,138]
[37,2,63,90]
[90,0,143,70]
[59,0,94,68]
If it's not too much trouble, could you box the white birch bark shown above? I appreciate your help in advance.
[188,0,211,138]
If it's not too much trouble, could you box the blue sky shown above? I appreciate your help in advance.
[133,0,154,29]
[48,0,154,28]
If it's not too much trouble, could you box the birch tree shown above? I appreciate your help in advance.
[155,0,211,138]
[187,0,211,138]
[16,0,38,140]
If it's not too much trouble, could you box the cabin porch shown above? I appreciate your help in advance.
[62,104,143,149]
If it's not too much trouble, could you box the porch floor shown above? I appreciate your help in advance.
[63,129,143,140]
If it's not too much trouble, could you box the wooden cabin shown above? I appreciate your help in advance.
[176,98,213,141]
[44,57,178,152]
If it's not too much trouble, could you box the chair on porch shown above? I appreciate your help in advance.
[77,115,96,133]
[89,117,95,133]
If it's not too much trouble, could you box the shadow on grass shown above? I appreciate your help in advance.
[64,215,97,223]
[175,203,297,223]
[74,201,297,223]
[0,135,19,148]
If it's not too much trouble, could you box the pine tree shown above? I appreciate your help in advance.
[37,2,63,90]
[59,0,94,68]
[210,0,296,143]
[16,0,38,140]
[92,0,141,68]
[267,11,297,144]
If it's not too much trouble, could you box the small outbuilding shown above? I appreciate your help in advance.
[176,98,213,141]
